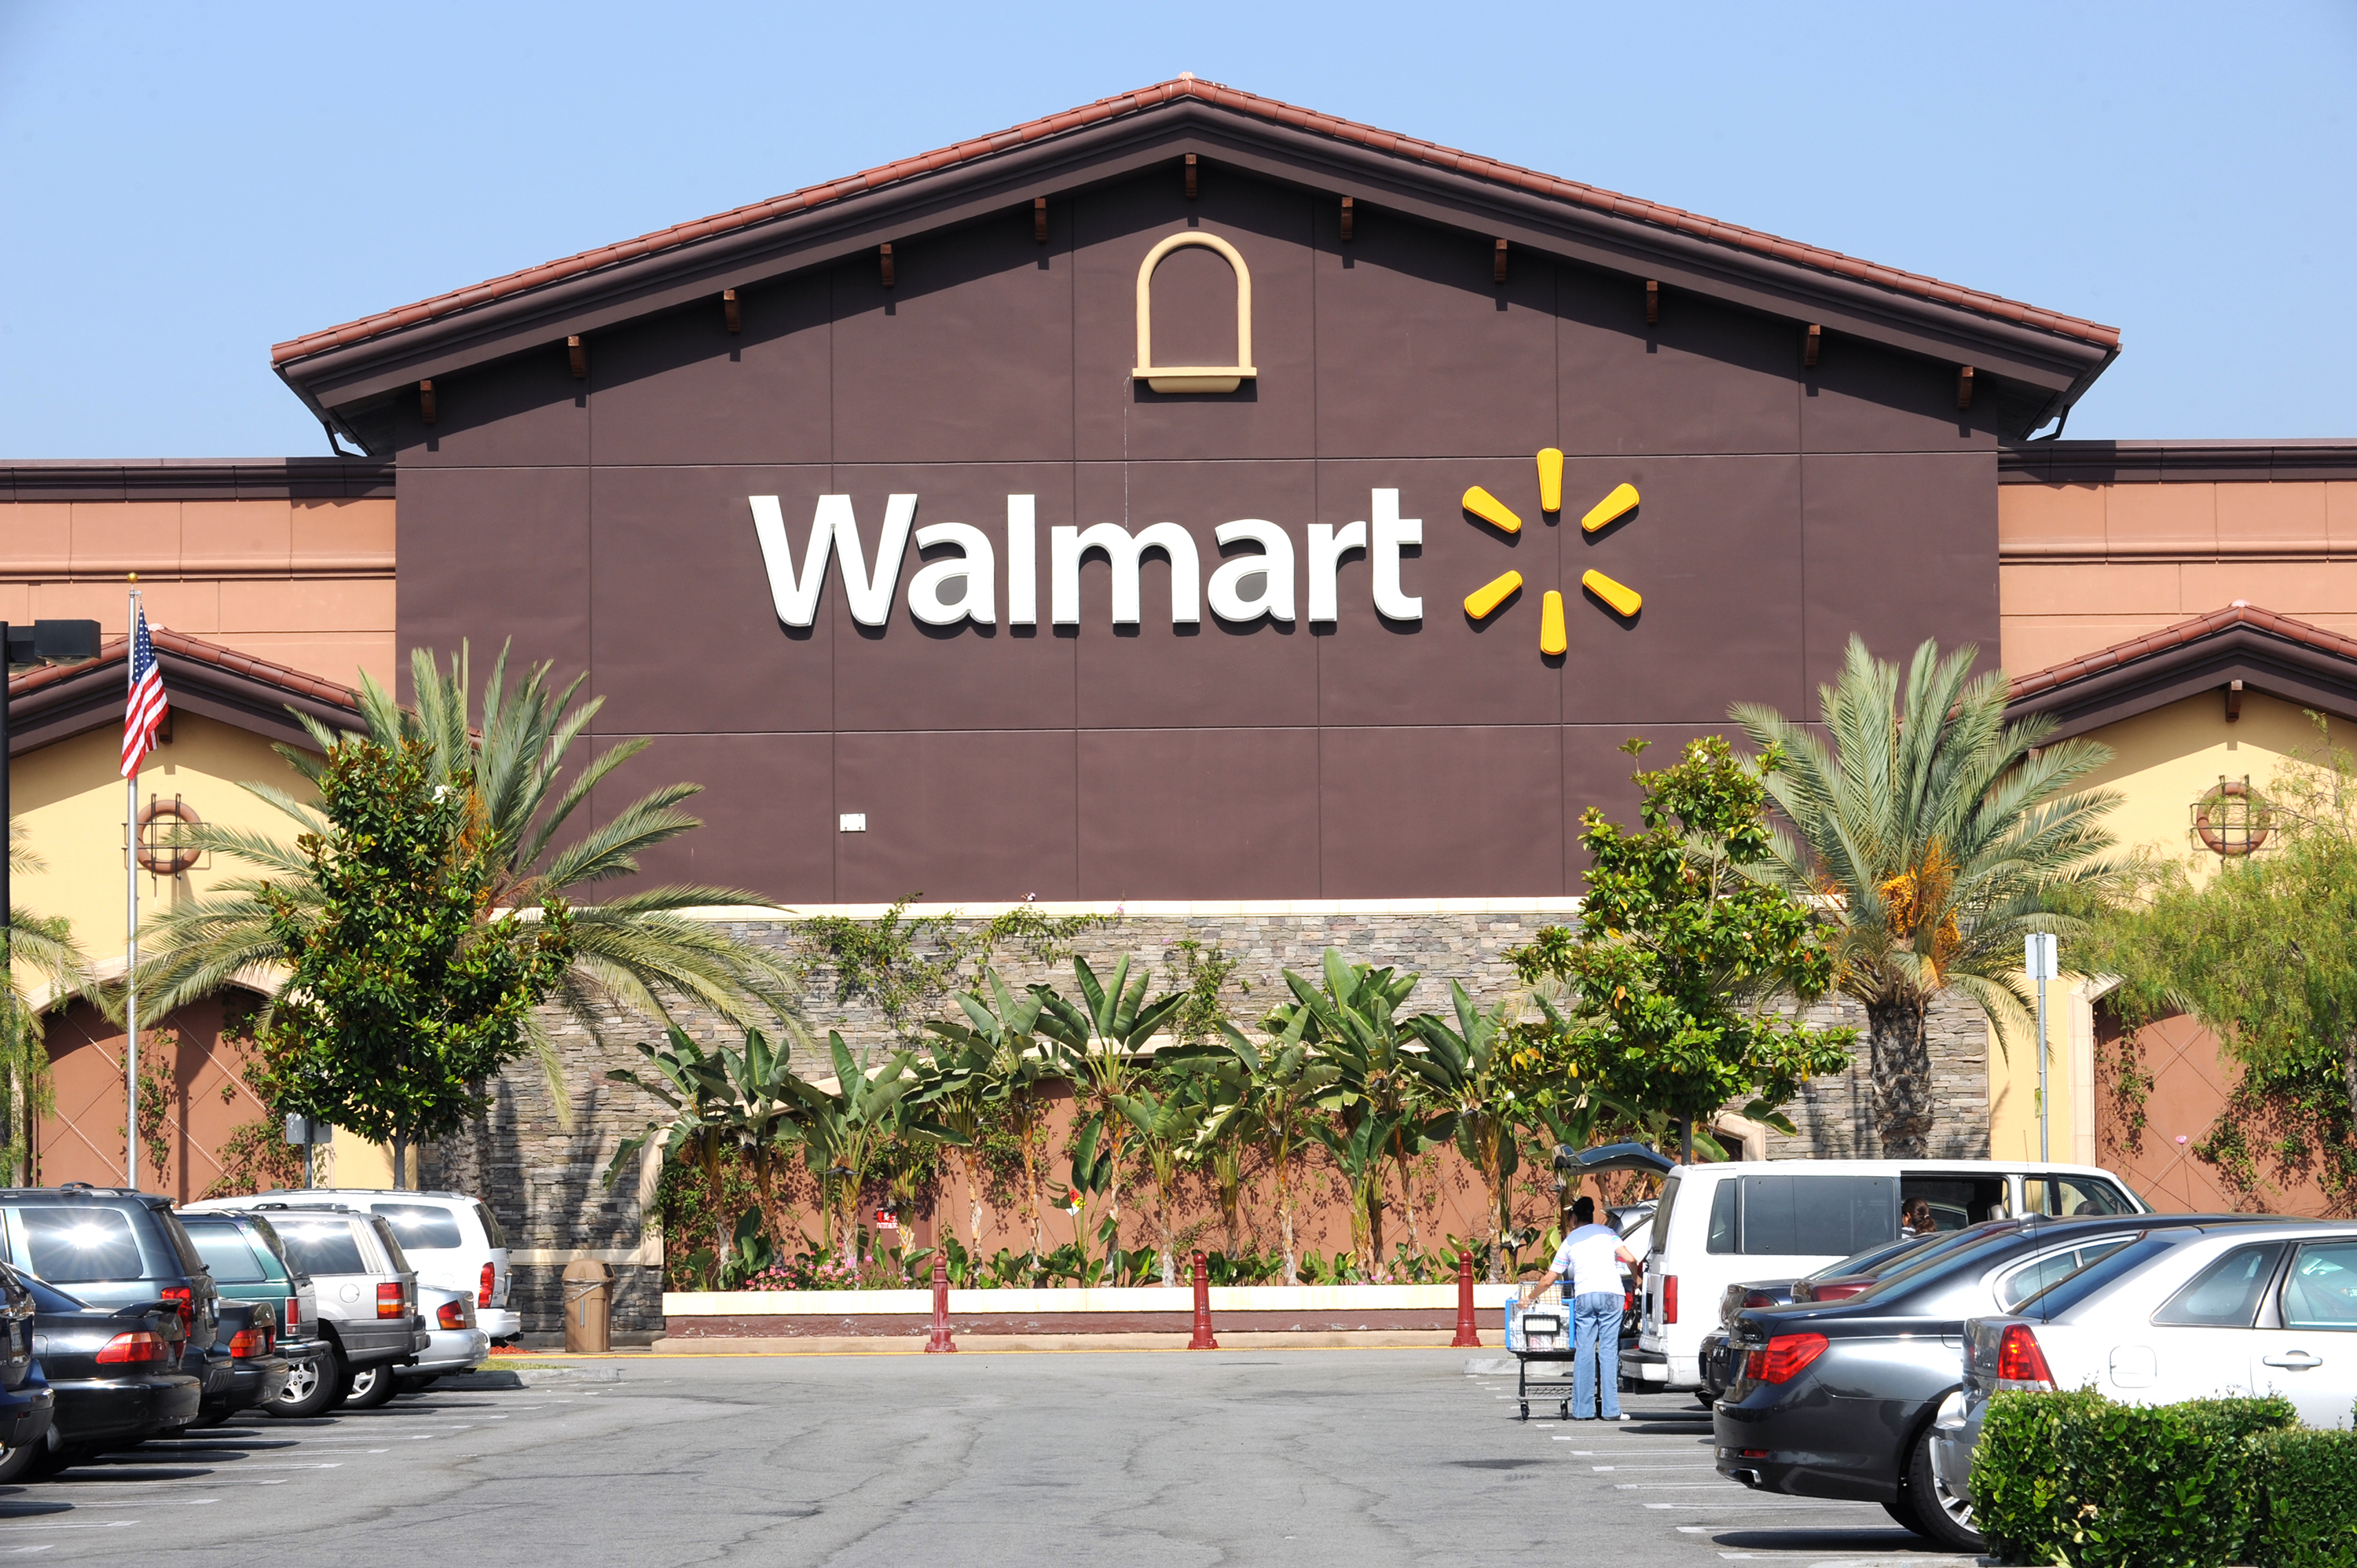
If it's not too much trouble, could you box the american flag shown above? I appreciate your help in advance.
[121,608,167,778]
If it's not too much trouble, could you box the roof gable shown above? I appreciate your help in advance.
[9,630,364,757]
[278,76,2118,448]
[2007,604,2357,740]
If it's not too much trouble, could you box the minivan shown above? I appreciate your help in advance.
[1616,1159,2147,1393]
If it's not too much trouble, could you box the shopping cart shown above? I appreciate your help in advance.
[1505,1283,1578,1420]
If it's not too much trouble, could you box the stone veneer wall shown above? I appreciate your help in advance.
[420,907,1992,1335]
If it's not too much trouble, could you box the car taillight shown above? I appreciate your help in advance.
[1996,1324,2055,1387]
[437,1299,468,1330]
[1662,1276,1678,1324]
[377,1282,405,1320]
[97,1331,167,1367]
[1813,1281,1868,1302]
[161,1285,193,1336]
[479,1263,494,1308]
[1743,1289,1778,1309]
[229,1328,259,1357]
[1744,1332,1829,1384]
[284,1295,301,1328]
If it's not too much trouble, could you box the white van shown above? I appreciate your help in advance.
[1618,1159,2148,1393]
[189,1189,519,1343]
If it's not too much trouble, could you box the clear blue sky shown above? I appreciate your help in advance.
[3,1,2351,457]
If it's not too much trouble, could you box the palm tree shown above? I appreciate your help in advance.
[131,643,805,1105]
[1204,1016,1343,1286]
[1407,981,1524,1280]
[1,820,90,1185]
[1733,636,2121,1158]
[1031,956,1183,1253]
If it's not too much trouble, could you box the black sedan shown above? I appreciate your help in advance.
[193,1301,291,1427]
[1713,1213,2248,1550]
[0,1266,50,1464]
[6,1273,199,1479]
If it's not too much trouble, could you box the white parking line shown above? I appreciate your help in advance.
[0,1522,136,1532]
[1593,1464,1717,1471]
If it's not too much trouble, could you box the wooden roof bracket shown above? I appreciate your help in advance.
[1034,197,1048,244]
[418,379,436,425]
[1185,152,1198,199]
[1340,195,1353,242]
[1957,365,1975,410]
[1494,238,1508,284]
[1804,323,1821,367]
[1645,279,1659,325]
[2226,678,2244,722]
[880,243,895,288]
[723,288,740,333]
[567,335,587,379]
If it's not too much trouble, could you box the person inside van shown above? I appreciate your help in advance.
[1522,1196,1641,1420]
[1901,1197,1937,1237]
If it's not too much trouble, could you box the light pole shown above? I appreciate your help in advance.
[2025,932,2059,1162]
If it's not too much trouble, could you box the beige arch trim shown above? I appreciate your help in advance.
[1132,231,1256,394]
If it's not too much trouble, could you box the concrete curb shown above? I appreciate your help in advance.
[642,1330,1474,1355]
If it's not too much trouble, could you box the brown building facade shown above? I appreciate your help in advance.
[272,77,2116,907]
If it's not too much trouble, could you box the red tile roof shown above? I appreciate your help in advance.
[9,628,361,712]
[272,75,2119,368]
[2008,603,2357,703]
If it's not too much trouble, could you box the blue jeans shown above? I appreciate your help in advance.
[1572,1291,1624,1420]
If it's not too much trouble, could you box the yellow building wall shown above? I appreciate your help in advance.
[1987,689,2337,1177]
[11,713,400,1185]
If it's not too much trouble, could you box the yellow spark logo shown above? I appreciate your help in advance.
[1461,449,1642,654]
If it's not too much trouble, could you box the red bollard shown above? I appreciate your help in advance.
[1186,1251,1219,1350]
[1450,1250,1482,1347]
[925,1248,957,1354]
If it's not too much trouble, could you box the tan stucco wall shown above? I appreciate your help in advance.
[2000,479,2357,676]
[0,496,395,688]
[10,713,313,966]
[1987,688,2337,1177]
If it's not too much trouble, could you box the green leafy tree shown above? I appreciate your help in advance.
[1735,637,2120,1156]
[2082,717,2357,1206]
[137,643,803,1110]
[1508,736,1857,1161]
[259,738,574,1185]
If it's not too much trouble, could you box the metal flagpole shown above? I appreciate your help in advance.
[125,584,140,1192]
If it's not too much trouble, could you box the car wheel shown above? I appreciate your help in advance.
[342,1364,399,1410]
[1907,1424,1986,1552]
[269,1354,342,1419]
[0,1438,36,1484]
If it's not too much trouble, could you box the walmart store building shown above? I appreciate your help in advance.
[8,79,2356,1321]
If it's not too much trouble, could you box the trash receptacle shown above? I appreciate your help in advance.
[562,1258,612,1354]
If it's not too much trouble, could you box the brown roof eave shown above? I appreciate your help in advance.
[2006,605,2357,742]
[273,79,2117,425]
[7,632,364,758]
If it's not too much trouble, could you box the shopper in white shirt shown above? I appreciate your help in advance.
[1520,1196,1641,1419]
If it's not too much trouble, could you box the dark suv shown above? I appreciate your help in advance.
[0,1187,219,1350]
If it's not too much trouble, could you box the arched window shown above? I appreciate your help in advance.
[1132,232,1256,394]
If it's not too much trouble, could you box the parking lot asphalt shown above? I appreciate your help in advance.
[0,1350,1984,1566]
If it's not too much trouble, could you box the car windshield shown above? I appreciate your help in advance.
[274,1220,367,1277]
[1831,1222,2057,1306]
[372,1203,463,1250]
[20,1206,146,1283]
[241,1216,299,1278]
[2015,1233,2179,1319]
[184,1222,269,1283]
[1810,1233,1945,1280]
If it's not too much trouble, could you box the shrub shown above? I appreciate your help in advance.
[1973,1388,2295,1568]
[2251,1427,2357,1568]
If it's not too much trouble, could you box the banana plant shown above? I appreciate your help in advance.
[1032,956,1185,1251]
[922,969,1072,1257]
[1266,950,1443,1277]
[1201,1012,1345,1286]
[602,1025,740,1265]
[718,1026,805,1252]
[1407,981,1525,1282]
[786,1032,950,1270]
[1112,1053,1222,1284]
